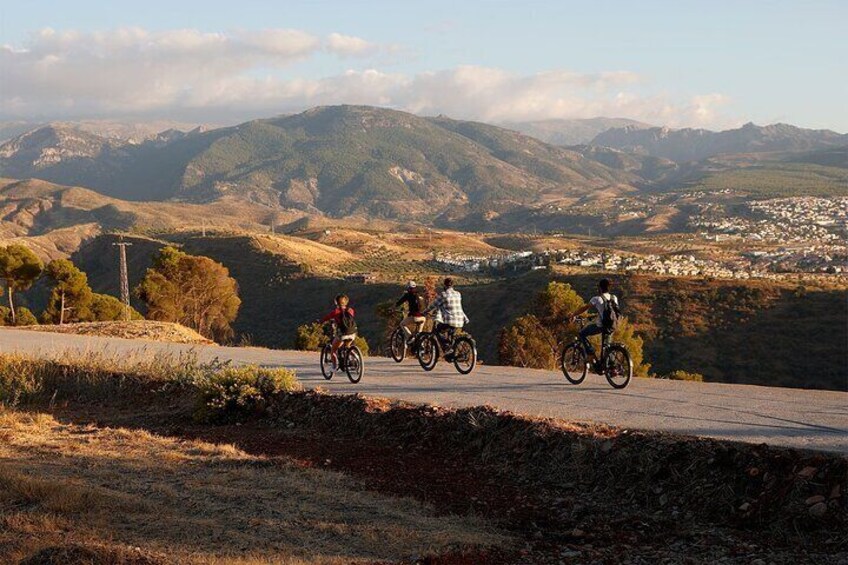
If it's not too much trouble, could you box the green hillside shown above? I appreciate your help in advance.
[1,106,635,226]
[685,162,848,197]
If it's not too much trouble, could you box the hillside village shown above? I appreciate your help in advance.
[434,197,847,280]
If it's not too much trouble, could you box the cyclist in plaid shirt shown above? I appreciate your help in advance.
[425,277,469,360]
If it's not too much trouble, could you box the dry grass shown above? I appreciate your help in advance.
[0,409,505,564]
[22,321,212,345]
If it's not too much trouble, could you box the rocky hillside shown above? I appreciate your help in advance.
[0,106,637,226]
[593,122,848,163]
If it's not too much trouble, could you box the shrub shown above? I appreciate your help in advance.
[664,370,705,382]
[194,365,300,423]
[295,322,326,351]
[9,306,38,326]
[89,293,143,321]
[498,314,557,369]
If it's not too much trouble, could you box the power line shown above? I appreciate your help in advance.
[112,236,133,321]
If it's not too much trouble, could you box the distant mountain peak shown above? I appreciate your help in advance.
[592,121,848,162]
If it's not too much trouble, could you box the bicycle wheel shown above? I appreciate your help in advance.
[604,344,632,389]
[417,334,439,371]
[319,343,334,380]
[389,327,406,363]
[452,336,477,374]
[345,346,364,383]
[561,342,588,384]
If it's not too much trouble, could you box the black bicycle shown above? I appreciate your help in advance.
[415,322,477,375]
[319,322,364,384]
[561,317,632,389]
[388,315,427,363]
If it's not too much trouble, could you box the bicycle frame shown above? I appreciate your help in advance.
[571,317,611,363]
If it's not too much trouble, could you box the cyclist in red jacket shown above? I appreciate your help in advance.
[320,294,357,370]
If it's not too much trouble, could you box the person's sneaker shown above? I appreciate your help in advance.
[444,351,455,362]
[331,359,338,372]
[592,360,604,374]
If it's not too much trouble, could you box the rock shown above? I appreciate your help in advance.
[797,466,817,479]
[571,528,585,538]
[738,502,751,512]
[750,559,766,565]
[808,502,827,518]
[831,484,842,499]
[805,495,826,505]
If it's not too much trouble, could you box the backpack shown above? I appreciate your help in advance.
[339,308,357,335]
[601,295,621,333]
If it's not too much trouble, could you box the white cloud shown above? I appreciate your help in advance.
[0,27,731,128]
[326,33,376,57]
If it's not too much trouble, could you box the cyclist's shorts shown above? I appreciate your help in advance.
[339,333,357,342]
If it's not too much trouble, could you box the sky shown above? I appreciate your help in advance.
[1,0,846,131]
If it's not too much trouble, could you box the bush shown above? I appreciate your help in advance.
[498,314,557,369]
[295,322,326,351]
[663,370,705,382]
[195,365,300,423]
[11,307,38,326]
[89,293,142,321]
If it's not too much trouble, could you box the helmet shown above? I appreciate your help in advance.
[406,280,417,290]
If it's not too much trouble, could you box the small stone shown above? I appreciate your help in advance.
[830,484,842,499]
[571,528,585,538]
[750,559,766,565]
[797,466,817,479]
[738,502,751,512]
[659,494,668,506]
[805,495,826,505]
[809,502,827,518]
[747,467,760,477]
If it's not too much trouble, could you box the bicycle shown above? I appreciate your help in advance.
[319,322,364,384]
[560,316,632,389]
[388,314,427,363]
[415,320,477,375]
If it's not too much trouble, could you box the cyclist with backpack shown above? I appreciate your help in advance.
[567,278,620,373]
[395,280,427,344]
[320,293,357,370]
[424,277,470,361]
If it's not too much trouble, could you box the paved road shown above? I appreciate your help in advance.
[1,329,846,454]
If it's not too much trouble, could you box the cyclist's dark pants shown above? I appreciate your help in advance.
[435,323,457,352]
[579,324,604,356]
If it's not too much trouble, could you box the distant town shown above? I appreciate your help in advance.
[435,196,847,281]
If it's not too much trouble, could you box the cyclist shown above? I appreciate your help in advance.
[395,280,427,344]
[425,277,469,361]
[320,294,357,370]
[566,278,620,373]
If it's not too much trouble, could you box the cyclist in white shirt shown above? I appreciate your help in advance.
[567,278,619,372]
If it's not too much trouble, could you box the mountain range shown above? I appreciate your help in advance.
[592,122,848,163]
[0,106,638,225]
[498,117,651,146]
[1,106,846,236]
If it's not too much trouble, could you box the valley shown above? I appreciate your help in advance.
[0,106,844,392]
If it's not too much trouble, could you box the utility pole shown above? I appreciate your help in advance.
[113,236,133,321]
